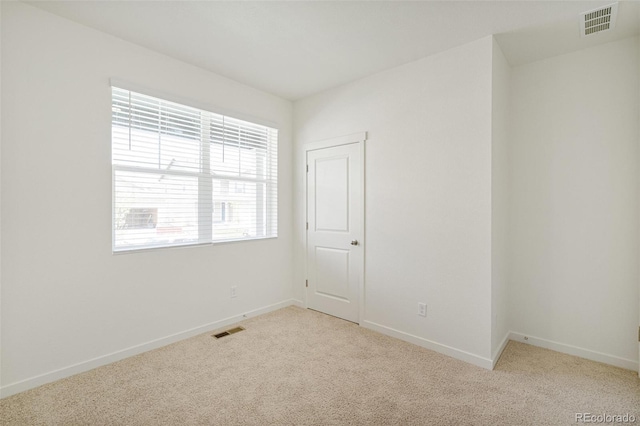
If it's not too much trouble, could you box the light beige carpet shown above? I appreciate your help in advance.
[1,306,639,425]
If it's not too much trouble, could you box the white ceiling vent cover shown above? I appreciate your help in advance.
[580,3,618,37]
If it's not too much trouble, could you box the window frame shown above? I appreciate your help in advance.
[111,82,278,253]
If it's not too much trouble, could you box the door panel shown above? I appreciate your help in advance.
[307,142,362,323]
[315,157,349,232]
[315,247,350,300]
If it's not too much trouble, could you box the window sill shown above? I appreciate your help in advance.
[112,236,278,255]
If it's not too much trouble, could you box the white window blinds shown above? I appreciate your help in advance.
[112,87,278,252]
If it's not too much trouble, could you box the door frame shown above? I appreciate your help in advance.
[303,132,367,324]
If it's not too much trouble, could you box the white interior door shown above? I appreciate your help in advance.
[306,141,363,323]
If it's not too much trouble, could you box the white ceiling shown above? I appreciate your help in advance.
[25,0,640,100]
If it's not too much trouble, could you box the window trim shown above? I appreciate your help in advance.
[110,81,279,253]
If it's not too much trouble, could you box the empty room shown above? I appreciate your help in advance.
[1,0,639,424]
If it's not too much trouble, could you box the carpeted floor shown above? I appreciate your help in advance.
[1,306,639,425]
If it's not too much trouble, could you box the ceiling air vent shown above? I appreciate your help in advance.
[580,3,618,37]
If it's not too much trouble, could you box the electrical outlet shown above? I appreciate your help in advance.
[418,303,427,317]
[231,286,237,298]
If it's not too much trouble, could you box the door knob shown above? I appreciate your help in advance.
[350,240,359,246]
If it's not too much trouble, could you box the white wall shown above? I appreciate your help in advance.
[0,2,293,396]
[294,37,495,365]
[509,36,639,369]
[490,39,511,362]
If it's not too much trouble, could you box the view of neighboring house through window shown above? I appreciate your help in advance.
[111,86,278,251]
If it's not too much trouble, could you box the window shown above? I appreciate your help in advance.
[112,87,278,252]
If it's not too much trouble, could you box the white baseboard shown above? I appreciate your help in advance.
[1,299,299,399]
[509,331,638,371]
[361,320,493,370]
[491,332,510,369]
[289,298,304,308]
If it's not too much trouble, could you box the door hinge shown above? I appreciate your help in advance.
[306,222,309,230]
[306,164,309,172]
[305,279,308,288]
[638,326,640,342]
